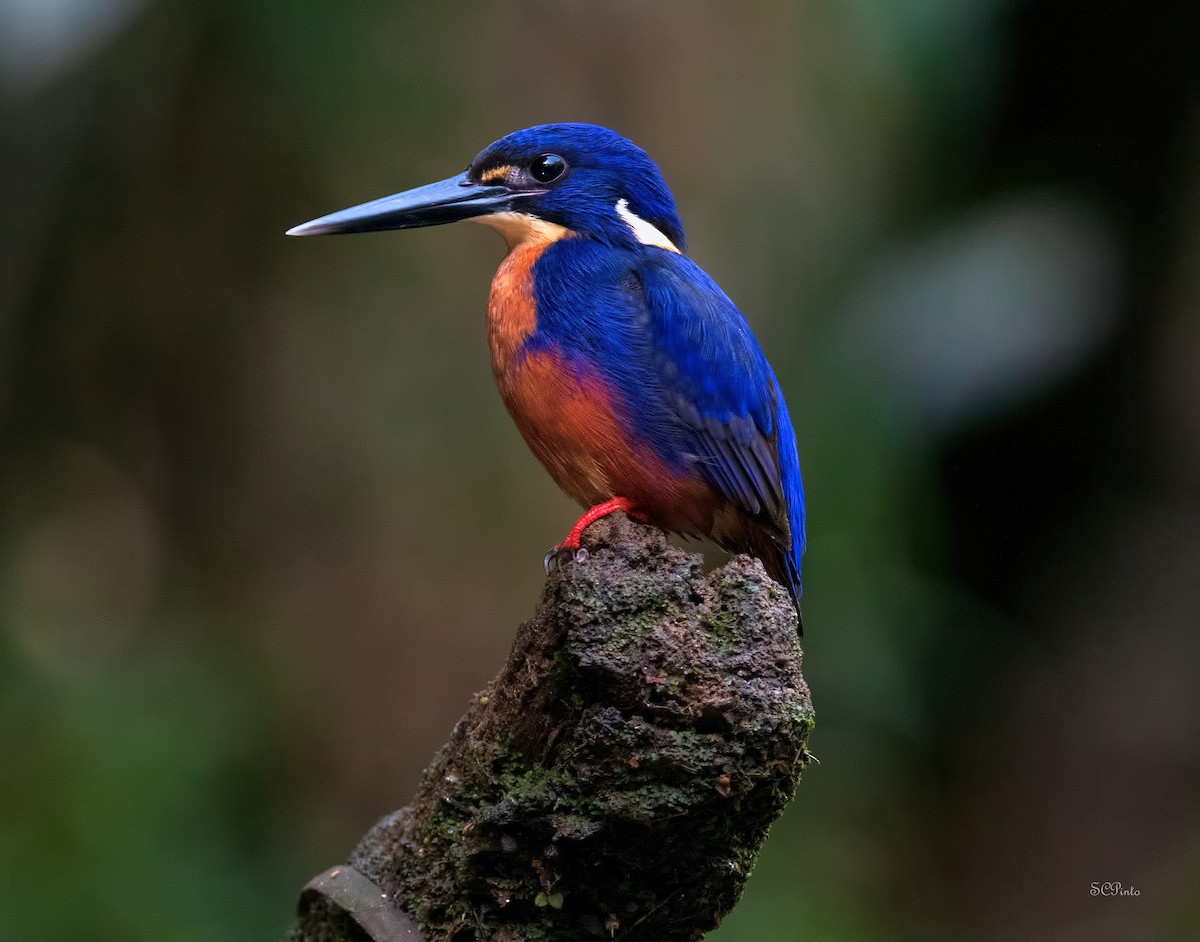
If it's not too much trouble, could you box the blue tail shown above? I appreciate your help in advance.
[773,396,806,632]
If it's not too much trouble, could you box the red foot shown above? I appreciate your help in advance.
[560,497,644,550]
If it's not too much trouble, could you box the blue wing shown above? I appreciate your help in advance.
[634,251,806,600]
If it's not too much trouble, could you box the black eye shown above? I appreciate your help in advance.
[529,153,567,184]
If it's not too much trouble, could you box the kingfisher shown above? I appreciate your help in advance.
[288,124,806,629]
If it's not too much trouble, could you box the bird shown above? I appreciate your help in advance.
[287,123,806,630]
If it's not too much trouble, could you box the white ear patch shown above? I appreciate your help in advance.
[615,199,680,253]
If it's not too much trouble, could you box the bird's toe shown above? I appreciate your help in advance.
[543,544,589,573]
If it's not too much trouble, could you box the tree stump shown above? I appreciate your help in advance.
[288,514,812,942]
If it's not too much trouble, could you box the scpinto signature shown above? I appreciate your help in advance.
[1091,882,1141,897]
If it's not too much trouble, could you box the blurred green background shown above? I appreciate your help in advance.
[2,1,1198,939]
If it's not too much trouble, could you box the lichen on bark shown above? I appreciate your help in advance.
[289,514,812,942]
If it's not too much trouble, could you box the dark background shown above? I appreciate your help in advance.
[2,2,1198,939]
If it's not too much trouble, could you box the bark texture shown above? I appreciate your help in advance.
[289,514,812,942]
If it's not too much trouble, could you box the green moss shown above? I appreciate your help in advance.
[787,702,816,739]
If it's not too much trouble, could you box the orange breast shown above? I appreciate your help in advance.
[487,241,544,377]
[486,248,722,534]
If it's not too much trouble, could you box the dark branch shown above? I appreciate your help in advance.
[288,514,813,942]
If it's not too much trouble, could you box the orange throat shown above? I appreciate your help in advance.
[486,242,543,377]
[479,213,569,375]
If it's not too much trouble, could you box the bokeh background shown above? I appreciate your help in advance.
[2,1,1199,939]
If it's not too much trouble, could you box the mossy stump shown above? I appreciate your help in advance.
[289,514,812,942]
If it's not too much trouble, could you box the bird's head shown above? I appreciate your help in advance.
[287,123,686,253]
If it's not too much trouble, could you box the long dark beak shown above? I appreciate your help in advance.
[286,171,524,236]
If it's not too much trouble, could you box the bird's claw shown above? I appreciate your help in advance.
[543,545,589,573]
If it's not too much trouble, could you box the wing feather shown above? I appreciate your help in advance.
[635,252,791,540]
